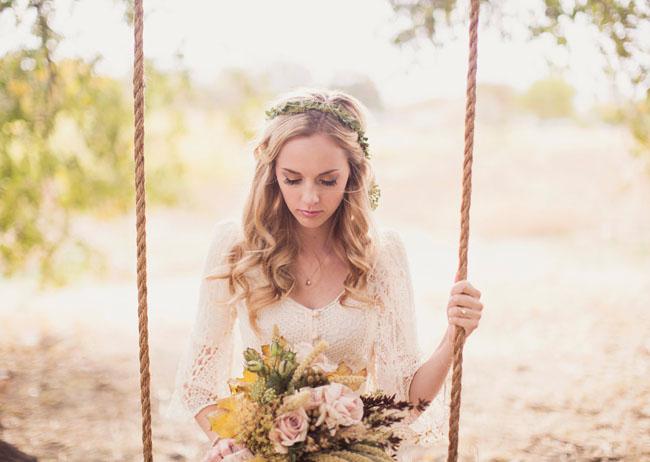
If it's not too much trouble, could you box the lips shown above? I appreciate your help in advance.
[299,209,323,217]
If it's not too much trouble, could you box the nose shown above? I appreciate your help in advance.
[301,181,320,207]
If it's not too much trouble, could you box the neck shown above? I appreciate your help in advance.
[295,221,336,257]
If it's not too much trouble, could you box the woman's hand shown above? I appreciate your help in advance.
[201,438,250,462]
[446,279,483,339]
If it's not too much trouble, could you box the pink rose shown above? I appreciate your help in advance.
[310,383,364,433]
[202,438,250,462]
[268,407,309,454]
[298,384,328,412]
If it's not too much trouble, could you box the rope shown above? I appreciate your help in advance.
[132,0,154,460]
[447,0,480,461]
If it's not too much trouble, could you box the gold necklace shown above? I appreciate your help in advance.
[300,245,333,286]
[304,260,321,286]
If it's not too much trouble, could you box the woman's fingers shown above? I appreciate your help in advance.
[219,439,237,456]
[222,449,253,462]
[201,447,223,462]
[450,279,481,298]
[448,316,478,332]
[448,280,484,338]
[447,293,483,310]
[448,306,481,319]
[203,438,239,462]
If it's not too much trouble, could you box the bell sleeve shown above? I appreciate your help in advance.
[370,229,451,445]
[163,218,241,426]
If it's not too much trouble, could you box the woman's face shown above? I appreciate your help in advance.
[275,133,350,229]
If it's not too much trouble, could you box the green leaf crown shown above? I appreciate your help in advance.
[265,100,370,161]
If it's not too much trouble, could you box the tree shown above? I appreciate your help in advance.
[386,0,650,153]
[0,0,189,285]
[520,76,575,119]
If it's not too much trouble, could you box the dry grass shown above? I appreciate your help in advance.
[1,108,649,461]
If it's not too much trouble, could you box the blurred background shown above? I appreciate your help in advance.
[1,0,649,460]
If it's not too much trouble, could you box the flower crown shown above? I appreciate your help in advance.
[264,99,381,211]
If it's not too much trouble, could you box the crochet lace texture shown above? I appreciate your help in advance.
[164,219,450,446]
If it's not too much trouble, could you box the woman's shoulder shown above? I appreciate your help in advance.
[209,217,243,245]
[366,226,409,286]
[203,217,243,268]
[366,227,411,310]
[377,226,407,262]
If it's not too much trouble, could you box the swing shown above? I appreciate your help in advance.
[130,0,480,460]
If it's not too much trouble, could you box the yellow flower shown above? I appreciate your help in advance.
[207,394,243,438]
[326,362,368,391]
[261,344,274,368]
[228,368,258,394]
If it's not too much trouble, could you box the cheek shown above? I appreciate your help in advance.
[278,183,298,203]
[327,189,345,205]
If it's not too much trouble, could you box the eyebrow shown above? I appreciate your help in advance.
[281,168,339,176]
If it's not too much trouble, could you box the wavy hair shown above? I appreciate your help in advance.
[206,87,383,336]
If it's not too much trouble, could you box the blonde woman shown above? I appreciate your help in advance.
[165,88,484,461]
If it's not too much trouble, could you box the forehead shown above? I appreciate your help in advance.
[276,134,348,174]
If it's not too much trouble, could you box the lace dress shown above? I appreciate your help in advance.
[164,218,451,454]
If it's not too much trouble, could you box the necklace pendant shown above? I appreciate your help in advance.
[306,279,311,286]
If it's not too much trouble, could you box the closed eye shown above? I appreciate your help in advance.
[283,177,338,187]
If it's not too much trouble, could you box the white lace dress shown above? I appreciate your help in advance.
[165,219,451,455]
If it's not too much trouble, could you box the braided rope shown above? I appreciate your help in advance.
[447,0,480,461]
[133,0,154,460]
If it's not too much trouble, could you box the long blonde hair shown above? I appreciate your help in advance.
[207,87,382,336]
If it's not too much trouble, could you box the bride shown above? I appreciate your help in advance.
[165,87,484,461]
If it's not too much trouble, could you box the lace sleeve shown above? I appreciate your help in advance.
[163,218,241,426]
[371,229,451,446]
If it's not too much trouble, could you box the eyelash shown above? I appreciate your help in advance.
[283,178,338,187]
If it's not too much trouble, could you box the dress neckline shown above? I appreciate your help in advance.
[286,289,346,312]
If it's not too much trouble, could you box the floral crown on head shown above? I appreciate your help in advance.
[264,98,381,211]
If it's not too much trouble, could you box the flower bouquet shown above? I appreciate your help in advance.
[206,325,430,462]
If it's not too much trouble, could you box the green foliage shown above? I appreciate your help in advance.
[388,0,649,90]
[248,337,301,400]
[386,0,650,158]
[592,102,627,125]
[519,76,575,119]
[624,91,650,166]
[0,2,189,286]
[630,99,650,152]
[388,0,492,48]
[210,68,272,141]
[532,0,648,85]
[265,99,371,160]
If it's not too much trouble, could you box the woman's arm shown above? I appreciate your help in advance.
[195,404,223,443]
[165,219,241,439]
[408,278,484,408]
[408,325,453,407]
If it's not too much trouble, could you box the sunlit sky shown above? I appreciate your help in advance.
[1,0,643,111]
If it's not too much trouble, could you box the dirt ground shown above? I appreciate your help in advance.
[1,113,650,461]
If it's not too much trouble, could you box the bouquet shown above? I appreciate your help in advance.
[206,324,430,462]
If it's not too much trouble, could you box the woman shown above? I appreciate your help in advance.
[165,88,484,461]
